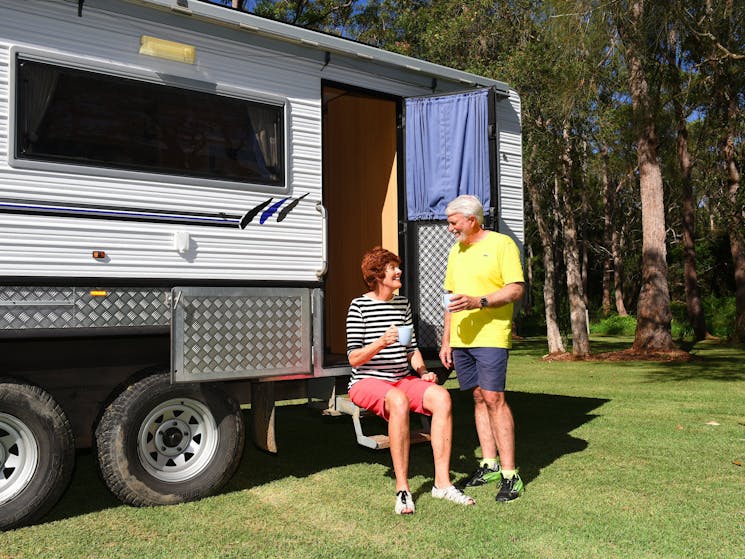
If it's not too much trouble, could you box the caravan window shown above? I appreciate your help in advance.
[15,59,284,187]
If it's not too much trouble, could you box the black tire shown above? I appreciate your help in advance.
[0,379,75,531]
[95,373,244,506]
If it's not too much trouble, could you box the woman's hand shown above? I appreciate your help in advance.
[420,371,437,383]
[379,324,398,347]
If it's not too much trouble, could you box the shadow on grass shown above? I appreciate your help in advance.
[643,350,745,383]
[43,388,607,525]
[586,337,745,383]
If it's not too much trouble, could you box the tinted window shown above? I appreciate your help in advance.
[16,59,284,187]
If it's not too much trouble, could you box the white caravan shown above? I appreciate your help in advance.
[0,0,523,529]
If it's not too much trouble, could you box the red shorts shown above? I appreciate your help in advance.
[348,376,433,420]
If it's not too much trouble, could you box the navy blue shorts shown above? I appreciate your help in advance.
[452,347,509,392]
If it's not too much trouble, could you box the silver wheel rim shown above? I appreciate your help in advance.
[137,398,219,483]
[0,412,40,505]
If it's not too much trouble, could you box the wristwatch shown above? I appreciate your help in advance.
[480,296,488,308]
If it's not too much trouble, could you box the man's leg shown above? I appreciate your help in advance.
[473,386,499,461]
[480,389,515,471]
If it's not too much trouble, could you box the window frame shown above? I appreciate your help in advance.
[8,47,290,195]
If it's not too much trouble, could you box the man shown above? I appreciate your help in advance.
[438,195,525,502]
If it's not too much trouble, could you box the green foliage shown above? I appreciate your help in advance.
[669,296,736,340]
[704,295,737,339]
[590,313,637,336]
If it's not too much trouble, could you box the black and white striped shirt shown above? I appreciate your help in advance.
[346,295,417,387]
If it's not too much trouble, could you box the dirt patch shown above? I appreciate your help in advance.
[542,348,694,362]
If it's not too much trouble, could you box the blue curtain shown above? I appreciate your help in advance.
[405,89,490,221]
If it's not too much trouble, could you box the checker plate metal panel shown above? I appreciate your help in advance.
[172,287,312,382]
[411,222,454,350]
[0,286,170,330]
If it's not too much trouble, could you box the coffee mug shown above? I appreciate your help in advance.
[397,324,413,346]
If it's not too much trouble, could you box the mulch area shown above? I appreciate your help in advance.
[542,347,694,362]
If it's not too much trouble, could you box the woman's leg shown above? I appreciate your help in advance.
[422,383,453,489]
[385,387,411,492]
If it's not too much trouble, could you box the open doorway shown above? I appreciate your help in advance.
[321,83,400,364]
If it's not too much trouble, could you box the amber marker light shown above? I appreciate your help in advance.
[139,35,196,64]
[92,250,106,259]
[89,290,108,297]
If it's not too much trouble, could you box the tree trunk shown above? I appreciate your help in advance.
[580,141,590,308]
[613,222,628,316]
[723,97,745,342]
[667,23,708,341]
[601,145,613,316]
[525,243,534,312]
[559,123,590,355]
[632,130,673,350]
[525,145,565,354]
[616,0,674,351]
[678,117,708,340]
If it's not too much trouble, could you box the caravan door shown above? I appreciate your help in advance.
[320,84,521,364]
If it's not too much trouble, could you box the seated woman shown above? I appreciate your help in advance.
[346,246,475,515]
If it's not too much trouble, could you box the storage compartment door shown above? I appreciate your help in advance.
[171,287,312,382]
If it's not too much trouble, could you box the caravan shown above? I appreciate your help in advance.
[0,0,523,529]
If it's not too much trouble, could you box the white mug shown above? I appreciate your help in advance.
[397,324,413,346]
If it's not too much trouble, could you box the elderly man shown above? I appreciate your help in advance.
[439,195,526,502]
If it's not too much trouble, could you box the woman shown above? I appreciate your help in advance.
[346,246,474,514]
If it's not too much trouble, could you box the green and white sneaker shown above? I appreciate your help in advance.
[463,463,502,487]
[496,473,524,502]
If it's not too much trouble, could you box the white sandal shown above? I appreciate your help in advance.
[431,485,475,506]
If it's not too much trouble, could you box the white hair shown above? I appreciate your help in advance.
[445,195,484,226]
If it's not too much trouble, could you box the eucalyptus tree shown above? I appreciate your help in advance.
[611,0,675,351]
[248,0,357,31]
[691,0,745,342]
[660,9,710,340]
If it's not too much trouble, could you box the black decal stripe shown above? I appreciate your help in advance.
[239,198,273,229]
[277,193,309,222]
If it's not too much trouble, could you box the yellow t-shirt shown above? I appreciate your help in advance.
[443,231,524,348]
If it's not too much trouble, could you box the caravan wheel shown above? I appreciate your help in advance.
[0,379,75,531]
[95,373,245,506]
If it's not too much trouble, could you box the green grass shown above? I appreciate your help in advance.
[2,337,744,558]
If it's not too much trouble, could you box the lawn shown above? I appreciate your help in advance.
[1,337,744,559]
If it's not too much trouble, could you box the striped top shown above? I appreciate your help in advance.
[346,294,417,387]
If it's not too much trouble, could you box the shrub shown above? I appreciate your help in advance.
[590,314,637,336]
[704,295,736,338]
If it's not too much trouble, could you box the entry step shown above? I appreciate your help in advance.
[332,395,431,450]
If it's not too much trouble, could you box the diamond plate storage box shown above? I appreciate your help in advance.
[171,287,313,382]
[0,286,170,331]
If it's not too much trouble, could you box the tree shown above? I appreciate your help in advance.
[612,0,674,351]
[698,0,745,342]
[664,13,709,340]
[525,142,566,353]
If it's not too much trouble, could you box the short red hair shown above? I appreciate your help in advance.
[360,246,400,289]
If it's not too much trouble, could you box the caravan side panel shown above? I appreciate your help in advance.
[0,0,325,281]
[497,90,524,253]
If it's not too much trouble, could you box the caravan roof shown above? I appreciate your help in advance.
[135,0,509,93]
